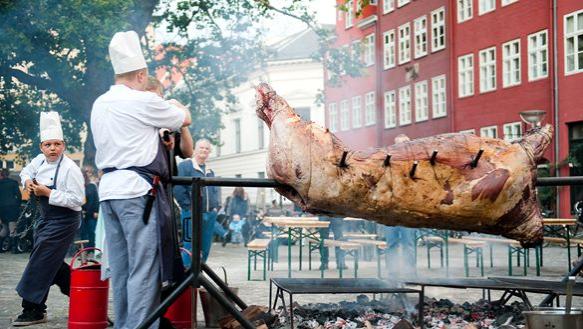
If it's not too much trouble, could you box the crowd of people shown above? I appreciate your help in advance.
[5,29,418,328]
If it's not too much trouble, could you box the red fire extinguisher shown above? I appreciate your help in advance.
[68,247,109,329]
[164,248,197,329]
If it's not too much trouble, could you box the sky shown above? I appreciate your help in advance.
[154,1,337,44]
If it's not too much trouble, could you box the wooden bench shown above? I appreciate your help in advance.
[423,236,486,277]
[247,239,270,281]
[322,239,361,278]
[349,239,388,278]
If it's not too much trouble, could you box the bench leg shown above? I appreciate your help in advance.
[299,229,303,271]
[464,245,469,277]
[426,244,431,269]
[479,248,484,277]
[254,251,258,271]
[263,250,267,281]
[535,246,541,276]
[440,242,444,268]
[508,246,513,276]
[517,248,521,267]
[354,250,359,278]
[308,241,312,271]
[523,249,527,276]
[248,250,252,281]
[490,244,494,268]
[377,248,381,279]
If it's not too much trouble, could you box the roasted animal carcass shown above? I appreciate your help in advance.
[255,83,552,246]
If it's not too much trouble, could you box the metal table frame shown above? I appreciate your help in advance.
[269,278,424,329]
[134,175,583,329]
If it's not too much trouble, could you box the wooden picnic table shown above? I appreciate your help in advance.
[263,216,330,278]
[344,233,377,239]
[542,218,579,271]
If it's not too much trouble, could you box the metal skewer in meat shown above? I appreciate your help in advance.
[255,83,552,246]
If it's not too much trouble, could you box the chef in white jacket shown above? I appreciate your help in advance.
[91,31,191,329]
[13,111,85,327]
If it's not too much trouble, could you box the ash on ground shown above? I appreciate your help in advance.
[272,295,526,329]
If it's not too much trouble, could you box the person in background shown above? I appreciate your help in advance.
[318,216,346,271]
[228,214,245,244]
[0,168,22,253]
[13,111,85,326]
[80,166,99,249]
[227,187,250,244]
[384,134,417,278]
[174,139,228,262]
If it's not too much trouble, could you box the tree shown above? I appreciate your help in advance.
[0,0,326,165]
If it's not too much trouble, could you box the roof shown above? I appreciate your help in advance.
[269,25,334,61]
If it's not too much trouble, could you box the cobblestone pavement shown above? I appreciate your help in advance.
[1,241,582,328]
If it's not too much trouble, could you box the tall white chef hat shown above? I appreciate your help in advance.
[40,111,64,142]
[108,31,147,74]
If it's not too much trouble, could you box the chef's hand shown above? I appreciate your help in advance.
[25,179,34,193]
[159,128,175,151]
[32,182,51,197]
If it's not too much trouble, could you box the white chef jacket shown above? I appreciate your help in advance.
[20,154,85,211]
[91,84,185,201]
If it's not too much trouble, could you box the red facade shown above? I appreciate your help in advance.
[325,0,583,217]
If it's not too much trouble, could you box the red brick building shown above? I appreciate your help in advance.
[325,0,583,216]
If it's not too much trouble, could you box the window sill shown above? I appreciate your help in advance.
[432,113,447,119]
[502,82,522,89]
[415,117,429,123]
[528,75,549,82]
[478,9,496,16]
[479,88,497,95]
[399,122,412,127]
[414,53,428,60]
[564,69,583,77]
[431,46,446,54]
[383,65,396,71]
[458,93,475,99]
[384,125,397,129]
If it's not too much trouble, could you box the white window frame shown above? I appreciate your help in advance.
[414,16,428,59]
[502,0,518,6]
[398,23,411,65]
[457,0,473,23]
[328,103,338,132]
[460,129,476,134]
[431,7,446,53]
[383,0,395,14]
[345,0,354,29]
[414,80,429,122]
[352,39,362,64]
[397,0,410,8]
[528,30,548,81]
[364,33,376,67]
[365,92,376,126]
[480,125,498,138]
[503,39,521,87]
[432,75,447,118]
[340,100,350,131]
[564,10,583,75]
[384,91,397,128]
[478,0,495,16]
[352,96,362,128]
[503,122,523,142]
[458,54,474,98]
[479,47,496,93]
[398,86,412,125]
[383,30,396,70]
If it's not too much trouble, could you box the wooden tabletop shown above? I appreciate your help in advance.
[344,233,377,239]
[263,216,319,222]
[264,217,329,228]
[349,239,388,248]
[543,218,578,226]
[463,236,520,245]
[343,217,365,221]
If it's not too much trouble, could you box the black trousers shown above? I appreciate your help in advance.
[22,262,70,312]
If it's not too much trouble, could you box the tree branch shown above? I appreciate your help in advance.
[0,66,75,103]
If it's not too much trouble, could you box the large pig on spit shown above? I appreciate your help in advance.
[255,83,553,247]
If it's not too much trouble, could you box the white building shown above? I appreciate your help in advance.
[207,29,325,209]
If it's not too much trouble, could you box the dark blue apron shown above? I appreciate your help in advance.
[103,139,184,287]
[16,156,81,304]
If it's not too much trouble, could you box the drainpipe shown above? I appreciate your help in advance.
[376,10,383,148]
[552,0,561,216]
[448,0,456,132]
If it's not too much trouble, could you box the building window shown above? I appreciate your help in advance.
[329,103,338,132]
[345,0,354,29]
[352,40,362,65]
[384,91,397,128]
[502,0,518,6]
[399,86,412,125]
[258,119,265,149]
[365,92,376,125]
[431,7,446,52]
[503,39,521,87]
[503,122,523,141]
[528,30,548,81]
[414,16,428,59]
[458,54,474,97]
[414,80,429,122]
[352,96,362,128]
[383,30,396,69]
[480,125,498,138]
[479,47,496,93]
[234,118,241,153]
[340,100,350,131]
[457,0,473,23]
[479,0,495,15]
[364,33,375,66]
[397,0,410,8]
[432,75,447,118]
[460,129,476,134]
[383,0,394,14]
[565,10,583,75]
[398,23,411,65]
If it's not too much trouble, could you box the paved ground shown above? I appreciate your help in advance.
[1,240,582,328]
